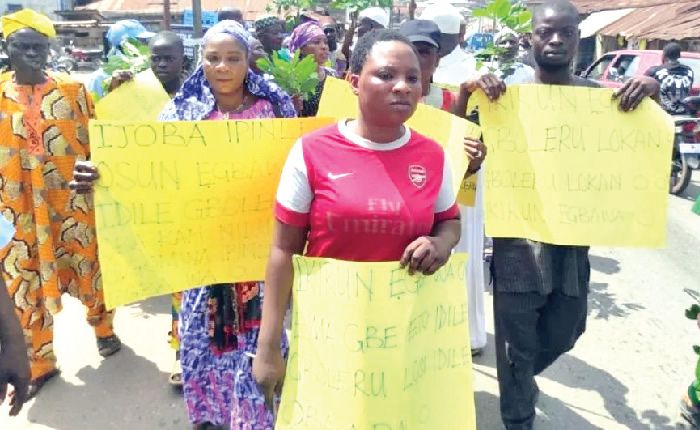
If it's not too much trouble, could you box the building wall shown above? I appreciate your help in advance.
[0,0,73,18]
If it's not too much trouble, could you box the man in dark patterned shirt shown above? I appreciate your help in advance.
[645,42,694,115]
[460,1,660,429]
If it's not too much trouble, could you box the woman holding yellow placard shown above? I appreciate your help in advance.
[253,28,485,409]
[72,20,296,430]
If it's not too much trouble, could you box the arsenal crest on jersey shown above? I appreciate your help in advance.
[408,165,427,189]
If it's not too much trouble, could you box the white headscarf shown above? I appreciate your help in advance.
[495,27,518,44]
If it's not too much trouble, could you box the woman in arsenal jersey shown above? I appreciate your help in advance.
[253,28,485,404]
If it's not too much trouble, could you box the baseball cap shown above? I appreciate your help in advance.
[107,19,156,47]
[400,20,441,50]
[358,7,390,28]
[419,3,462,35]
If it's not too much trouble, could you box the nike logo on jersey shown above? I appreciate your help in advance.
[328,172,353,180]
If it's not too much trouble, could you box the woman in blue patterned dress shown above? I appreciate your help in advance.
[159,21,295,430]
[72,19,294,430]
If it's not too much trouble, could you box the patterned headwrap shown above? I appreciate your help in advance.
[255,15,279,33]
[2,9,56,38]
[159,20,296,121]
[288,21,325,56]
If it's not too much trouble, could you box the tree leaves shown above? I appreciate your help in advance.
[470,0,532,73]
[101,38,152,94]
[329,0,391,10]
[256,50,320,99]
[519,10,533,26]
[472,0,531,32]
[494,0,512,18]
[471,9,491,18]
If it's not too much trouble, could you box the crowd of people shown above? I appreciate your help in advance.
[0,1,670,430]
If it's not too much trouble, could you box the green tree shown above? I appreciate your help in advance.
[471,0,532,73]
[100,38,151,96]
[256,50,319,100]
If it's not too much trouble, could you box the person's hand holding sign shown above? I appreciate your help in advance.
[612,75,660,112]
[108,71,135,93]
[464,137,487,174]
[460,73,507,101]
[400,235,454,276]
[69,161,99,194]
[452,73,507,119]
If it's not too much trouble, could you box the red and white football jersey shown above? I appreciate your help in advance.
[275,120,459,262]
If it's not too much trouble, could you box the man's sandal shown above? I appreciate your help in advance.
[97,334,122,357]
[681,394,700,429]
[169,358,183,387]
[27,369,61,400]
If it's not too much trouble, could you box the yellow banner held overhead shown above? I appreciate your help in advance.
[95,69,171,121]
[277,254,475,430]
[318,77,479,205]
[89,117,335,309]
[476,85,674,248]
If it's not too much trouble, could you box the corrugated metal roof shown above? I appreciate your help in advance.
[579,8,634,38]
[572,0,699,14]
[599,2,700,40]
[77,0,277,21]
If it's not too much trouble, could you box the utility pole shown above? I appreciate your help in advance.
[193,0,202,38]
[163,0,171,30]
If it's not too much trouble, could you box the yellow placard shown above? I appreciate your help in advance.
[456,174,478,206]
[477,85,674,247]
[318,77,479,204]
[89,117,335,309]
[95,69,171,121]
[278,254,475,430]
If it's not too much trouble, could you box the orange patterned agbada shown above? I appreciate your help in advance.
[0,71,116,380]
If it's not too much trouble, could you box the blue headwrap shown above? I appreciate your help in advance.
[159,20,296,121]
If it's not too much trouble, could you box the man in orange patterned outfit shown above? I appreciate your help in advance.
[0,9,120,398]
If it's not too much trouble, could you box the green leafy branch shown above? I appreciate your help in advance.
[329,0,391,11]
[472,0,532,34]
[256,50,319,99]
[684,288,700,356]
[472,0,532,74]
[101,37,151,95]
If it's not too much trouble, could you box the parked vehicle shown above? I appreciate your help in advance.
[65,41,104,71]
[463,32,493,52]
[671,96,700,195]
[582,49,700,96]
[49,47,76,73]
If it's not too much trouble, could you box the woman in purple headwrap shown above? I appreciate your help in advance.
[72,20,294,430]
[288,21,337,117]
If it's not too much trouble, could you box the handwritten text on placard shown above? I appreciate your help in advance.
[276,255,476,430]
[90,117,334,309]
[477,85,674,248]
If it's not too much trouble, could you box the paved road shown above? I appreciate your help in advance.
[2,173,700,430]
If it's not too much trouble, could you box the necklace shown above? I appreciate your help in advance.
[217,94,251,119]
